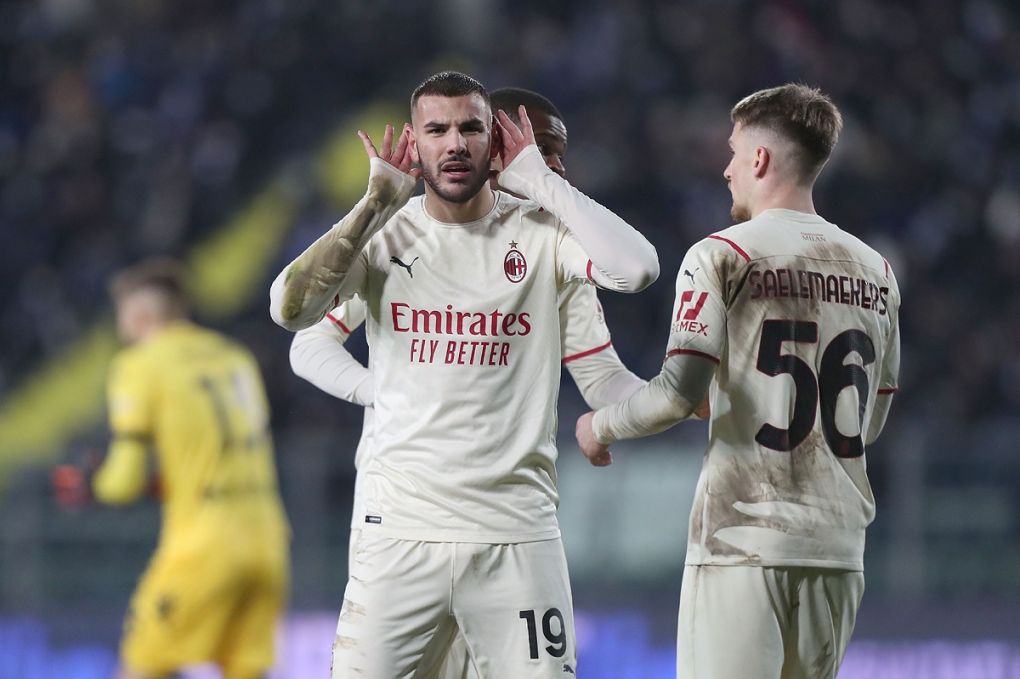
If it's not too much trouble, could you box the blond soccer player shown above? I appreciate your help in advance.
[270,71,658,678]
[94,259,290,679]
[576,84,901,679]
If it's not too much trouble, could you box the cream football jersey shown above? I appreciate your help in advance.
[669,208,900,569]
[296,279,623,531]
[331,192,602,542]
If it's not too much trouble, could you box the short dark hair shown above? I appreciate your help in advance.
[411,71,489,113]
[109,257,188,315]
[731,84,843,182]
[490,87,564,124]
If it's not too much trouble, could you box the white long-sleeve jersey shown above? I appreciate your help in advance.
[272,148,658,542]
[290,283,647,529]
[595,209,900,570]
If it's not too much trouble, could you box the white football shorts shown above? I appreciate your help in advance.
[332,531,577,678]
[677,564,864,679]
[345,528,475,679]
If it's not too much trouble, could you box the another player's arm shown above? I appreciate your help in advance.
[270,125,420,331]
[576,240,727,465]
[93,354,152,505]
[290,298,374,407]
[567,344,646,409]
[495,107,658,293]
[558,283,646,409]
[588,351,716,444]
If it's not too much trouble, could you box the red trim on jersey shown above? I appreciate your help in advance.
[877,387,898,395]
[332,293,341,308]
[707,234,751,262]
[586,259,594,282]
[665,348,720,364]
[326,313,352,335]
[562,340,613,364]
[883,259,891,279]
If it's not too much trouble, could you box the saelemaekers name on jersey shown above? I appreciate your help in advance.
[748,267,890,315]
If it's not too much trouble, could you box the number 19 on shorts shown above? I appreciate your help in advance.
[519,608,567,659]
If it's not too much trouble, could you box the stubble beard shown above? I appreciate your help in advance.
[730,203,751,224]
[422,159,492,205]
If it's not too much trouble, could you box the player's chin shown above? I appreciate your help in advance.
[437,174,487,203]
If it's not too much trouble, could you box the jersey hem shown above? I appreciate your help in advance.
[685,555,863,570]
[368,525,561,544]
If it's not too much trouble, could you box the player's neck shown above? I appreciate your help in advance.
[423,185,496,224]
[137,318,189,343]
[751,185,816,220]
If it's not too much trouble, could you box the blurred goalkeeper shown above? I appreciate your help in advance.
[93,258,289,679]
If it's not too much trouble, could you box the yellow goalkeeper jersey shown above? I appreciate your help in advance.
[99,322,288,552]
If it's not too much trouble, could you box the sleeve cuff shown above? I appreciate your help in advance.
[368,157,417,204]
[592,409,615,445]
[496,145,548,197]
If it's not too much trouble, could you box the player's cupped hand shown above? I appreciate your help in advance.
[576,412,613,467]
[494,105,537,171]
[358,123,422,180]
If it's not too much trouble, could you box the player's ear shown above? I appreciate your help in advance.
[408,125,420,164]
[490,117,501,160]
[753,146,770,178]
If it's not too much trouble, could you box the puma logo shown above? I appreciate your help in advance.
[683,268,699,285]
[390,256,420,278]
[562,664,576,675]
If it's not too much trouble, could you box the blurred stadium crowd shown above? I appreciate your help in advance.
[1,0,1019,650]
[3,0,1019,419]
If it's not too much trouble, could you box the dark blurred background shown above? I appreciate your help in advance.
[1,0,1019,677]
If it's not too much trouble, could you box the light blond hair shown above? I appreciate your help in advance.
[731,84,843,182]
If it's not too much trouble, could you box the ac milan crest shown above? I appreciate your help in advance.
[504,241,527,283]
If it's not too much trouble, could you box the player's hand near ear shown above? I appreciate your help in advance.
[358,123,422,180]
[494,105,537,170]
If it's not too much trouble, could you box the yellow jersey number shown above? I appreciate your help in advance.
[196,370,267,454]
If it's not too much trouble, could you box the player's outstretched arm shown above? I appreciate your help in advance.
[575,239,726,465]
[576,353,715,467]
[558,283,647,409]
[270,124,420,331]
[570,350,709,418]
[290,302,374,407]
[495,107,658,293]
[567,345,646,410]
